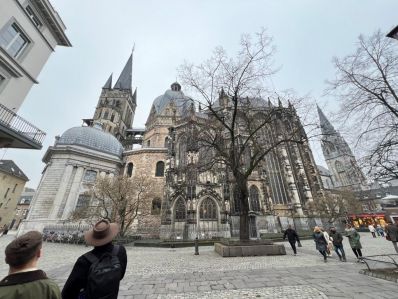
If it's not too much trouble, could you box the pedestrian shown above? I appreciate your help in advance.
[321,227,333,257]
[385,222,398,253]
[283,224,300,255]
[368,224,376,238]
[345,224,363,262]
[61,219,127,299]
[329,227,346,262]
[0,231,61,299]
[376,224,385,237]
[313,226,328,263]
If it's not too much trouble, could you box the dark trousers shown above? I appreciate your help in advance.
[371,232,376,238]
[319,250,327,260]
[334,244,346,259]
[289,241,297,254]
[352,248,362,258]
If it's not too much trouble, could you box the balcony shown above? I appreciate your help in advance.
[0,102,46,149]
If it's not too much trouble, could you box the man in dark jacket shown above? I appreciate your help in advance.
[386,222,398,253]
[0,231,61,299]
[62,219,127,299]
[329,227,346,262]
[283,225,300,255]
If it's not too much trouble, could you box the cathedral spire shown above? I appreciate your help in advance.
[103,73,112,89]
[317,105,336,136]
[114,53,133,90]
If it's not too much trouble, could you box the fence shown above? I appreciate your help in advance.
[0,103,46,146]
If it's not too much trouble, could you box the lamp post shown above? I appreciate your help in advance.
[387,25,398,40]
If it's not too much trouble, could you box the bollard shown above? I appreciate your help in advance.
[194,237,199,255]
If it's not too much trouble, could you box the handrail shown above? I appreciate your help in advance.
[361,254,398,271]
[0,103,46,145]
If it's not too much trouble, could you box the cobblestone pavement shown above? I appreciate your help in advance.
[0,233,397,298]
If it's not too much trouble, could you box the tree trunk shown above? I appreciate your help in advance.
[236,175,250,241]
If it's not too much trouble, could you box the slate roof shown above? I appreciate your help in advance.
[0,160,29,181]
[114,54,132,90]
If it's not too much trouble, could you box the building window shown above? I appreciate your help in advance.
[103,110,109,119]
[155,161,165,177]
[147,140,151,147]
[174,198,186,221]
[83,170,97,183]
[164,137,169,148]
[126,163,133,177]
[0,23,30,58]
[110,113,115,122]
[199,198,217,220]
[4,188,9,199]
[12,184,17,193]
[249,185,261,212]
[26,5,43,28]
[76,194,90,209]
[151,198,161,215]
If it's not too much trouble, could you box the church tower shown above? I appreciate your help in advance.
[93,53,137,141]
[317,106,367,191]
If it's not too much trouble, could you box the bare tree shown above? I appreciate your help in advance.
[306,190,362,224]
[71,174,153,237]
[179,29,315,241]
[326,30,398,182]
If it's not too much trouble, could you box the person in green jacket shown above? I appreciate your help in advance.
[345,224,363,262]
[0,231,61,299]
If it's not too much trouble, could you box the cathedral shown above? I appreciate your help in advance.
[20,54,353,240]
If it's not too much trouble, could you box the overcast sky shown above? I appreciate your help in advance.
[3,0,396,188]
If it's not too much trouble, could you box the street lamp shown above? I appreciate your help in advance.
[386,25,398,40]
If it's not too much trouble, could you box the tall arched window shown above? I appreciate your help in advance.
[200,198,218,220]
[164,137,169,148]
[151,198,161,215]
[177,135,187,167]
[175,198,186,221]
[155,161,165,177]
[126,163,133,177]
[249,185,261,212]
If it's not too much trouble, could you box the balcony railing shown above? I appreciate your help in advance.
[0,102,46,147]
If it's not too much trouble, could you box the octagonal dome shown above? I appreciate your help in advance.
[57,126,123,157]
[152,83,194,116]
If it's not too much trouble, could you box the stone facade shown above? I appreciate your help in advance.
[0,160,28,228]
[317,106,368,191]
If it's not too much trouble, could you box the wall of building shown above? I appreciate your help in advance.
[0,0,68,111]
[0,171,26,228]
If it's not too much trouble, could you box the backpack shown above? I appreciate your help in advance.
[84,245,122,299]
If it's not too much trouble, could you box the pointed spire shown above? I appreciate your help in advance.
[278,97,282,107]
[103,73,112,89]
[317,105,336,136]
[114,53,133,90]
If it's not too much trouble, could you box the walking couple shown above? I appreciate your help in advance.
[313,226,345,263]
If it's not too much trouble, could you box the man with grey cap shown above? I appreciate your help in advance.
[0,230,61,299]
[62,219,127,299]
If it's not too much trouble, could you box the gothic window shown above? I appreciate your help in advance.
[103,110,109,119]
[155,161,165,177]
[126,163,133,177]
[151,198,161,215]
[175,198,186,221]
[164,137,169,148]
[83,170,97,183]
[110,113,115,122]
[264,149,289,205]
[147,140,151,147]
[249,185,261,212]
[223,183,230,200]
[233,186,241,213]
[200,198,218,220]
[76,194,90,209]
[177,135,187,167]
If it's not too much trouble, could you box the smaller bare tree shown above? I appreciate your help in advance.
[306,190,362,224]
[71,174,153,237]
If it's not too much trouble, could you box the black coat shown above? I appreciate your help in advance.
[329,231,343,246]
[61,243,127,299]
[283,228,299,242]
